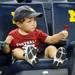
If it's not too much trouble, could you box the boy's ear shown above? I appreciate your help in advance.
[15,22,21,28]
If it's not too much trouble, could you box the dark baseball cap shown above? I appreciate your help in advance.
[13,5,43,21]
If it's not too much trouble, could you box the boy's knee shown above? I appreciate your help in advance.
[45,45,58,58]
[45,45,57,52]
[12,48,25,60]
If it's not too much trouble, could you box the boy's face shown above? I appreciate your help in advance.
[17,17,37,32]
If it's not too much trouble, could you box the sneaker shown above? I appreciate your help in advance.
[23,45,38,65]
[53,47,67,66]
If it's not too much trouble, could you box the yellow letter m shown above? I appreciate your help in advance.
[68,10,75,22]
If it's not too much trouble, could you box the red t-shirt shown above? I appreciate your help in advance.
[8,28,48,51]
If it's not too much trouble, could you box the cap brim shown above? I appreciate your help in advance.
[13,12,43,21]
[28,12,43,17]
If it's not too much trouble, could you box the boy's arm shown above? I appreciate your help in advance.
[45,30,68,44]
[3,35,13,53]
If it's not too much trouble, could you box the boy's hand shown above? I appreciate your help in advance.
[59,30,68,39]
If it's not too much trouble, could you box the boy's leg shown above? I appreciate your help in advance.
[12,48,38,65]
[44,45,58,59]
[44,45,67,66]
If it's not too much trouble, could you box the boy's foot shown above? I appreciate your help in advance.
[53,47,67,66]
[23,45,38,65]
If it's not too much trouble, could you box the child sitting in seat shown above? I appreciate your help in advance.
[3,5,68,65]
